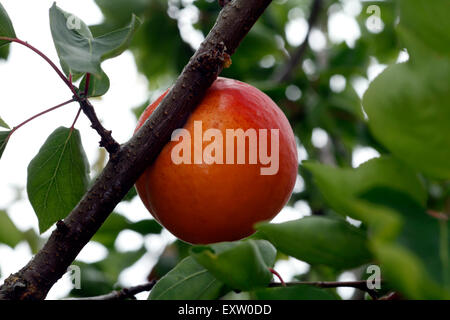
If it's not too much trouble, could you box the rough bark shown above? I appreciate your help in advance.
[0,0,273,300]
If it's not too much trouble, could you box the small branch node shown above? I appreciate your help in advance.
[76,98,120,154]
[56,220,68,234]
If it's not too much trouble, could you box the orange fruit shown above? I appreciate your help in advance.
[135,77,298,244]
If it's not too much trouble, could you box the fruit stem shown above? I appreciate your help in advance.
[269,268,286,286]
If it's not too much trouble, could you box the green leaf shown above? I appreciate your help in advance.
[79,71,110,97]
[149,240,192,281]
[94,0,149,28]
[49,4,96,76]
[92,212,161,248]
[0,210,22,248]
[356,1,399,64]
[0,3,16,47]
[363,61,450,179]
[128,219,162,235]
[306,157,450,298]
[359,188,450,299]
[0,130,10,160]
[397,0,450,59]
[256,216,372,270]
[71,248,147,297]
[373,242,449,300]
[70,262,114,297]
[49,3,140,79]
[0,43,10,60]
[303,156,426,222]
[149,256,227,300]
[93,14,141,61]
[303,157,448,297]
[252,285,339,300]
[125,1,193,83]
[0,117,9,129]
[94,247,146,281]
[190,240,276,291]
[27,127,90,233]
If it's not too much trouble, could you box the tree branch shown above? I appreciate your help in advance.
[75,96,120,154]
[0,0,273,300]
[273,0,323,83]
[0,37,118,154]
[67,281,156,300]
[269,280,383,300]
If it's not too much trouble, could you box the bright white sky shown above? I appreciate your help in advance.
[0,0,391,300]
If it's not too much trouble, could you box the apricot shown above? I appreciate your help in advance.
[135,77,298,244]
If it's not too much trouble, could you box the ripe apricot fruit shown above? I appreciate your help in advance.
[135,77,298,244]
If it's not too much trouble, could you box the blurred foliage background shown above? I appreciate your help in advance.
[0,0,449,300]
